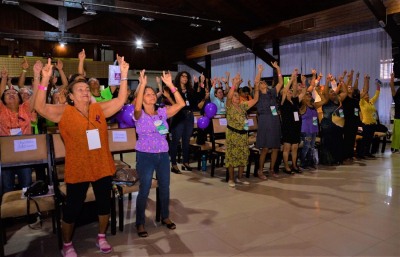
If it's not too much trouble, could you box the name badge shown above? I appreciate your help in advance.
[244,120,249,131]
[312,117,318,126]
[354,108,359,116]
[86,129,101,150]
[185,100,190,106]
[220,108,226,114]
[10,128,22,136]
[293,112,299,121]
[154,120,169,135]
[339,109,344,118]
[270,106,278,116]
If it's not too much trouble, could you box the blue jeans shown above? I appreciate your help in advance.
[136,151,170,225]
[170,111,194,164]
[2,167,32,193]
[300,132,316,167]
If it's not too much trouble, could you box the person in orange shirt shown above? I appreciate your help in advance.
[0,67,36,193]
[34,54,129,257]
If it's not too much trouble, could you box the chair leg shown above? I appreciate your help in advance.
[110,190,116,235]
[211,154,216,177]
[118,188,124,232]
[381,137,387,153]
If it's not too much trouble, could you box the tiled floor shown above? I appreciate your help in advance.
[4,149,400,257]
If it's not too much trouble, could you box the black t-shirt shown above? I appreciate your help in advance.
[342,97,361,126]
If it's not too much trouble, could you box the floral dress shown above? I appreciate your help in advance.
[225,102,249,167]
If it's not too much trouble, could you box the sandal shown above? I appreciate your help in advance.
[257,171,267,180]
[269,170,279,178]
[283,168,294,175]
[136,225,148,237]
[161,219,176,230]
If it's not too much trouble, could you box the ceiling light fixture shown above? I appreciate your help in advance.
[81,2,97,15]
[141,16,154,22]
[2,0,19,5]
[190,23,202,28]
[135,39,144,49]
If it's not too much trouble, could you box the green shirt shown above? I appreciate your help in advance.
[94,87,113,102]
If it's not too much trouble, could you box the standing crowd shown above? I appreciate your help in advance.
[0,51,399,257]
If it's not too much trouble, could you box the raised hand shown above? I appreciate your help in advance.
[21,57,29,70]
[55,59,64,70]
[116,54,129,75]
[161,71,173,86]
[78,49,86,60]
[1,66,8,78]
[41,58,53,78]
[193,74,198,83]
[138,69,147,87]
[33,60,43,75]
[271,61,279,69]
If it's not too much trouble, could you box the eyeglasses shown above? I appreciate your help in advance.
[181,74,188,78]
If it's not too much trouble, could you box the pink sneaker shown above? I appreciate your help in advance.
[61,245,77,257]
[96,236,112,254]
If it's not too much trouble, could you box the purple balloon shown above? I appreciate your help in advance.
[197,116,210,129]
[117,104,135,128]
[204,102,217,118]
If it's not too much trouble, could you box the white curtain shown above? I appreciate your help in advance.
[178,28,393,124]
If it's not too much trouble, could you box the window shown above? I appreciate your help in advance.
[380,59,393,80]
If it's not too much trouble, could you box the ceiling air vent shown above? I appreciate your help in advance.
[289,18,315,32]
[207,43,220,53]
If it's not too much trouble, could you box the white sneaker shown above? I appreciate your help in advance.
[236,178,250,185]
[228,180,235,187]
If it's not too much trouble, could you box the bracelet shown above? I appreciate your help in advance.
[120,78,128,81]
[38,85,47,91]
[170,87,177,94]
[278,74,282,77]
[22,70,27,73]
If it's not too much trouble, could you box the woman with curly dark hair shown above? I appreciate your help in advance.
[169,71,198,173]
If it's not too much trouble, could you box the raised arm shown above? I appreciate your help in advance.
[29,60,43,112]
[55,59,68,87]
[246,79,259,108]
[0,66,8,96]
[164,72,185,118]
[34,58,66,123]
[345,70,354,88]
[155,76,163,99]
[390,72,396,97]
[353,72,360,90]
[360,74,370,99]
[78,49,86,76]
[99,54,129,118]
[272,61,283,93]
[337,80,348,102]
[298,74,307,101]
[18,57,29,88]
[133,70,147,121]
[226,73,241,107]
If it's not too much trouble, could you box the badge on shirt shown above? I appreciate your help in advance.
[354,108,359,116]
[339,109,344,118]
[293,112,299,121]
[154,120,169,135]
[312,117,318,126]
[86,129,101,150]
[270,106,278,116]
[244,120,249,131]
[185,100,190,106]
[10,127,22,136]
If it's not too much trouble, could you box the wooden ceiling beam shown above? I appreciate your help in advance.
[19,2,59,28]
[363,0,400,42]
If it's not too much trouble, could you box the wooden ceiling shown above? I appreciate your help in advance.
[0,0,399,71]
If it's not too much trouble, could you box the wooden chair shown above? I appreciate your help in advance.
[189,113,213,170]
[210,117,228,179]
[107,128,159,234]
[0,134,60,257]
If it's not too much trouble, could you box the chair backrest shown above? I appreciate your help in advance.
[0,134,53,194]
[108,127,136,154]
[51,133,66,161]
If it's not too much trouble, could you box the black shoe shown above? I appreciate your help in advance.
[136,225,148,237]
[292,166,302,173]
[366,154,376,159]
[171,166,182,174]
[161,219,176,230]
[181,163,193,171]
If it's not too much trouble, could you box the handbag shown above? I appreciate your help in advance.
[24,180,49,197]
[332,112,345,127]
[108,60,121,86]
[331,104,344,128]
[113,168,138,186]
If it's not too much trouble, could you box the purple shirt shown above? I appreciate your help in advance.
[134,107,169,153]
[301,106,319,134]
